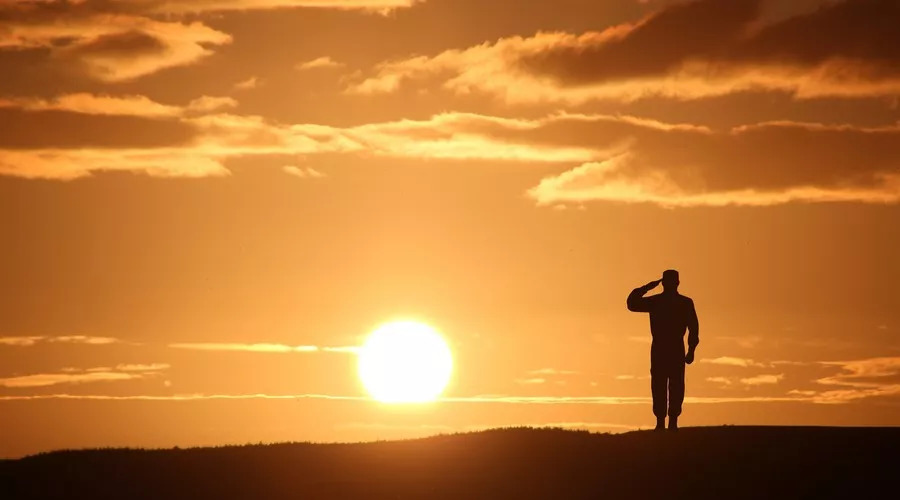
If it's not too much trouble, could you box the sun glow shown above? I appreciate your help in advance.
[357,321,453,403]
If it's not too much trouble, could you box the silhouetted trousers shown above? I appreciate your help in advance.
[650,343,685,418]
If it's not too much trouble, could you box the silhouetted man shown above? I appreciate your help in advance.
[627,270,699,431]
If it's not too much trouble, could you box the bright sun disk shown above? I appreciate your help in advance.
[357,321,453,403]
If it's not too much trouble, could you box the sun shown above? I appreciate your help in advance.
[357,321,453,403]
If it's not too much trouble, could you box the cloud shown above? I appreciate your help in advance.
[739,374,784,386]
[141,0,425,15]
[0,111,597,180]
[186,96,239,114]
[350,0,900,103]
[233,77,260,90]
[0,393,808,404]
[168,342,357,353]
[515,378,546,385]
[0,148,229,180]
[115,363,171,372]
[321,346,360,353]
[0,336,44,346]
[807,357,900,403]
[0,0,421,81]
[297,56,345,71]
[0,92,238,119]
[527,368,578,376]
[4,108,898,208]
[283,166,326,178]
[48,335,121,345]
[0,364,166,388]
[717,335,762,349]
[334,422,455,433]
[0,335,123,346]
[818,357,900,386]
[443,395,804,404]
[0,393,362,401]
[0,94,182,118]
[524,118,900,207]
[700,356,769,368]
[0,1,232,82]
[706,376,734,386]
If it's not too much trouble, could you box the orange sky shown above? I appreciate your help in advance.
[1,0,899,458]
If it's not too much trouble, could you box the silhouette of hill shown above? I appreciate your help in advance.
[2,426,897,499]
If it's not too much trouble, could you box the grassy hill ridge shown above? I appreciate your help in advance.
[2,426,897,499]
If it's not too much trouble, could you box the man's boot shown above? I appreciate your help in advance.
[668,416,679,432]
[655,417,665,432]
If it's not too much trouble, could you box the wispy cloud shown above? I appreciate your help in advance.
[2,111,598,180]
[527,368,578,376]
[48,336,122,345]
[186,96,239,114]
[296,56,345,71]
[169,343,358,353]
[515,378,547,385]
[0,94,181,118]
[143,0,424,15]
[0,337,44,347]
[334,422,454,433]
[0,393,362,402]
[0,1,420,82]
[701,356,769,368]
[0,393,808,404]
[233,77,259,90]
[7,106,897,208]
[1,93,236,118]
[321,346,360,354]
[739,374,784,386]
[0,364,167,388]
[0,5,232,81]
[350,0,900,103]
[115,363,171,372]
[717,336,762,349]
[808,357,900,403]
[706,377,734,386]
[0,336,123,346]
[283,166,326,179]
[817,357,900,387]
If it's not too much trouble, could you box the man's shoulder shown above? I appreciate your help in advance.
[677,293,694,305]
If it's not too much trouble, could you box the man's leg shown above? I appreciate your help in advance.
[650,367,667,430]
[668,361,686,430]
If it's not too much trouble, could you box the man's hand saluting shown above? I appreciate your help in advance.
[644,279,661,290]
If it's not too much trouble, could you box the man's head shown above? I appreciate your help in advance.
[661,269,679,292]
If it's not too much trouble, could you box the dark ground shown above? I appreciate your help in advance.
[1,426,897,499]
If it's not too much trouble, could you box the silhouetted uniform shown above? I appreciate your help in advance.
[627,283,699,420]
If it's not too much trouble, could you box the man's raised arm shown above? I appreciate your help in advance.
[627,280,660,312]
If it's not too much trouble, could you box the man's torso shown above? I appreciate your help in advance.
[646,293,693,352]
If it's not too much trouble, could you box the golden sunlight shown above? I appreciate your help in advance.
[357,321,453,403]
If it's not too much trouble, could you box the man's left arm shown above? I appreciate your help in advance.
[685,299,699,364]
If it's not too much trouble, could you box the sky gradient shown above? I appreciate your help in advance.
[1,0,898,457]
